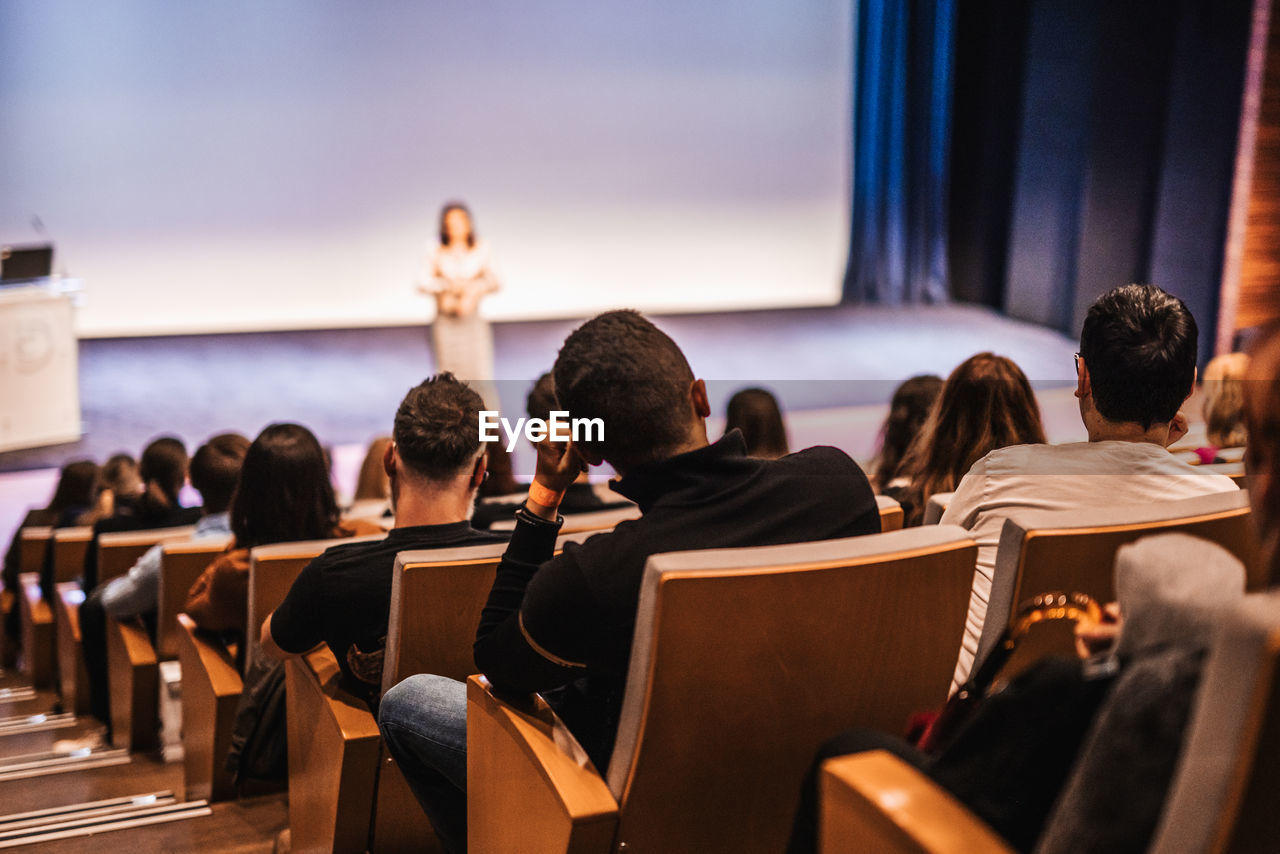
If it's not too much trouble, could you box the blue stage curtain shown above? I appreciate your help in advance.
[844,0,955,305]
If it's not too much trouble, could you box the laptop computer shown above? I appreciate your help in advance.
[0,243,54,282]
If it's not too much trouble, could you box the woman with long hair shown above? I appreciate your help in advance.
[1197,352,1250,463]
[873,374,944,494]
[415,202,500,404]
[184,423,380,635]
[724,387,790,459]
[895,354,1046,525]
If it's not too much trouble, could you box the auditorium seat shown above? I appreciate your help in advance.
[17,572,55,688]
[97,526,198,588]
[816,589,1280,854]
[876,494,904,531]
[466,526,978,853]
[287,529,607,854]
[177,534,383,801]
[51,526,93,584]
[922,492,953,525]
[18,525,54,574]
[54,582,90,714]
[105,538,231,752]
[975,490,1260,682]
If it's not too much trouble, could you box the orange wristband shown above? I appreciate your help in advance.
[528,479,564,509]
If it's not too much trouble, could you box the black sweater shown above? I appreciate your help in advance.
[474,431,881,769]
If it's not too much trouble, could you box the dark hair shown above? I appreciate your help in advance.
[138,436,189,512]
[526,372,557,423]
[46,460,98,514]
[394,373,485,481]
[552,310,696,469]
[897,354,1046,525]
[438,201,476,248]
[189,433,250,515]
[725,388,789,459]
[99,453,140,497]
[1079,284,1198,429]
[230,423,340,549]
[874,375,944,493]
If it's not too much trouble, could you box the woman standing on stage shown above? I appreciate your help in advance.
[417,202,500,388]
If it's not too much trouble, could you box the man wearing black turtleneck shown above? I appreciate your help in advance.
[378,310,880,853]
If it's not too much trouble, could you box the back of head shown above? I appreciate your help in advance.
[897,354,1045,523]
[139,436,189,510]
[1201,352,1250,449]
[100,453,141,497]
[190,433,250,515]
[724,387,789,459]
[231,423,339,548]
[354,436,393,502]
[1079,284,1198,429]
[875,374,944,492]
[394,373,485,482]
[47,460,98,514]
[1244,324,1280,584]
[525,372,557,423]
[553,310,696,469]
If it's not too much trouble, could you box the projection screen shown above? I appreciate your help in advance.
[0,0,852,337]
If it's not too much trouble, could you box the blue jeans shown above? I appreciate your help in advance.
[379,674,469,854]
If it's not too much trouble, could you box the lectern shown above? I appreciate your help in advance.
[0,281,81,452]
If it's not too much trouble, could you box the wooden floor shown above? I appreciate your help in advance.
[0,666,288,853]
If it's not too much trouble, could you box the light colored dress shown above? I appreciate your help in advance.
[420,240,500,398]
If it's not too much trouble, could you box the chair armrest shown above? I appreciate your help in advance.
[176,613,242,801]
[820,751,1014,854]
[466,675,618,854]
[106,614,159,751]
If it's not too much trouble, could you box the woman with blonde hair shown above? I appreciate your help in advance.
[1197,352,1250,463]
[895,353,1046,525]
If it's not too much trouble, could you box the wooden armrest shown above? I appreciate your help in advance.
[176,613,242,801]
[466,675,618,854]
[18,573,54,688]
[106,615,159,751]
[819,751,1014,854]
[53,584,90,715]
[285,650,382,853]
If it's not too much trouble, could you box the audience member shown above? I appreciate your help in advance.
[377,310,882,852]
[1196,351,1250,463]
[79,433,249,734]
[182,423,379,637]
[76,453,142,527]
[940,284,1238,688]
[2,460,97,648]
[894,354,1045,525]
[1244,323,1280,584]
[724,386,790,459]
[872,374,943,495]
[81,437,201,595]
[347,435,393,519]
[472,372,629,529]
[261,375,507,705]
[476,442,521,498]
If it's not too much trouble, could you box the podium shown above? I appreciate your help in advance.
[0,280,81,452]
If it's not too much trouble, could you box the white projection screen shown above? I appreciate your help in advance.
[0,1,852,337]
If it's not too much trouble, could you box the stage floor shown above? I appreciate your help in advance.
[0,302,1084,535]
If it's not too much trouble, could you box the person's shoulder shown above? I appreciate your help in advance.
[776,445,860,473]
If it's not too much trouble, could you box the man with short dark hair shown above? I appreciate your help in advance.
[378,310,881,853]
[260,373,506,704]
[942,284,1238,687]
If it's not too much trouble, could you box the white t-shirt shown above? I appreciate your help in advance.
[940,440,1239,688]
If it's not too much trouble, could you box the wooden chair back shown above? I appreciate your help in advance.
[876,494,904,531]
[246,533,385,668]
[18,526,53,575]
[380,542,514,693]
[157,537,232,660]
[1150,591,1280,853]
[976,490,1260,677]
[472,526,978,854]
[98,526,196,586]
[51,526,92,584]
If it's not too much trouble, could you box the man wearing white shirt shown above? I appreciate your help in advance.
[941,285,1238,688]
